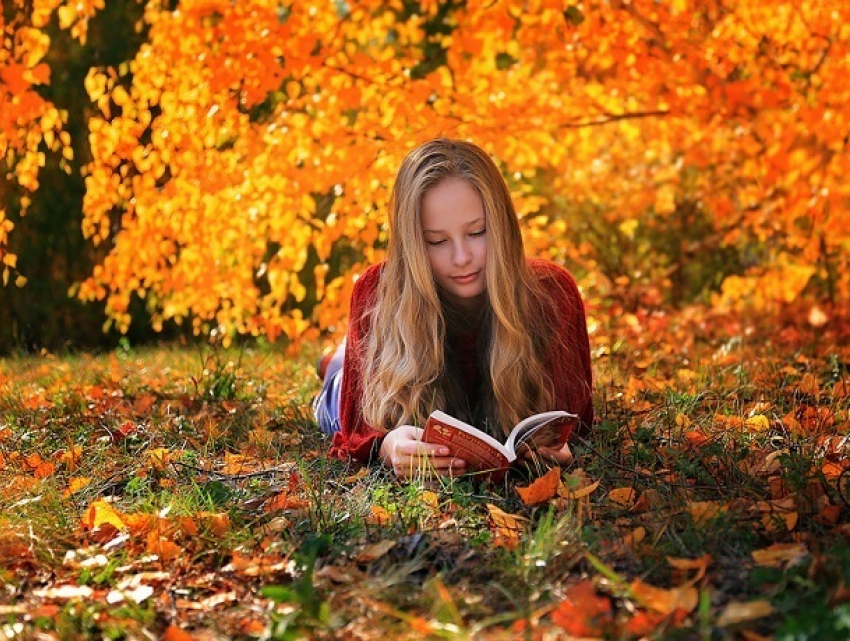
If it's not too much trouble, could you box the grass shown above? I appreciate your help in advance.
[1,305,849,639]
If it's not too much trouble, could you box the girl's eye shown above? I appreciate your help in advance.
[469,229,486,237]
[426,239,446,246]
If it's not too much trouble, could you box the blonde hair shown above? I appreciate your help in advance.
[361,139,556,438]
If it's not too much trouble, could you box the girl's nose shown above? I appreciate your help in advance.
[452,240,472,266]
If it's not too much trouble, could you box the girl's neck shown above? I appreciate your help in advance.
[443,292,488,330]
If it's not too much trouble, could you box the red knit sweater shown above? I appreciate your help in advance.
[329,258,594,463]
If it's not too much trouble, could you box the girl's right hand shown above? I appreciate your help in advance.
[379,425,467,479]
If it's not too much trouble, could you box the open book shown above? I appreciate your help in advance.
[421,409,577,480]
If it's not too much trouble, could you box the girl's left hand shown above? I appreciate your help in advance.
[521,441,574,468]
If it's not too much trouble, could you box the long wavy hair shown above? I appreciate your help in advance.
[361,138,557,438]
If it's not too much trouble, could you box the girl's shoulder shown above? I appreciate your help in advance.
[349,262,385,317]
[527,257,579,291]
[353,262,384,294]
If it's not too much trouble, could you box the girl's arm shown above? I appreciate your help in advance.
[534,260,594,434]
[328,265,385,462]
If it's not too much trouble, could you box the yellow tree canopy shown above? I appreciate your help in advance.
[3,0,848,343]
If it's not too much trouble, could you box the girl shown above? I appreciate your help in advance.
[315,138,593,479]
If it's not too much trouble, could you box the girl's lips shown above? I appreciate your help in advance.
[451,271,479,284]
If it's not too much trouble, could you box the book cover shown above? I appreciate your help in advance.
[422,409,576,481]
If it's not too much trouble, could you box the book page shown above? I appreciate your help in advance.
[505,411,577,454]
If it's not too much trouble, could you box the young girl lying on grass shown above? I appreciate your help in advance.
[315,138,593,479]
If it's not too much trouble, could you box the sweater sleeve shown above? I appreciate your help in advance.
[531,259,594,439]
[328,264,386,463]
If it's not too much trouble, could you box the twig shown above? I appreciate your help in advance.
[170,459,295,481]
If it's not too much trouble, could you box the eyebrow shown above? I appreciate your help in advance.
[422,217,485,234]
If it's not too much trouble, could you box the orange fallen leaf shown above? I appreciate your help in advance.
[145,448,172,470]
[516,467,561,506]
[607,487,637,508]
[33,461,56,479]
[623,608,689,637]
[146,530,182,561]
[264,492,309,512]
[199,512,231,537]
[551,581,613,637]
[58,446,83,470]
[162,625,197,641]
[667,554,711,586]
[688,500,726,524]
[367,505,392,525]
[630,579,698,615]
[751,542,807,568]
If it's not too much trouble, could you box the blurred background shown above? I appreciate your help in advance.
[1,0,847,354]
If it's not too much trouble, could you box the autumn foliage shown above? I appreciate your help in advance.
[2,0,849,343]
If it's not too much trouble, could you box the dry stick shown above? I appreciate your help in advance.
[170,459,295,481]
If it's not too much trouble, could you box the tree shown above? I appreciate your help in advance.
[3,0,848,348]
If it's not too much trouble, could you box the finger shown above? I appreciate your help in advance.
[537,446,574,465]
[392,456,466,478]
[396,441,452,458]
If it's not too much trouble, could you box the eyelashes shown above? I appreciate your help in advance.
[425,229,486,246]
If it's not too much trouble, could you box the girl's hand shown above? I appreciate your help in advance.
[520,441,574,468]
[379,425,467,479]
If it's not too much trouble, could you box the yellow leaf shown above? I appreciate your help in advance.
[63,476,92,498]
[146,448,172,470]
[560,479,601,500]
[82,499,127,532]
[744,415,770,431]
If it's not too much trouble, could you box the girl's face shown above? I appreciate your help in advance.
[420,177,487,313]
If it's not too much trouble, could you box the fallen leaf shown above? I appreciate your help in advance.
[357,539,397,563]
[630,579,698,615]
[551,581,613,637]
[367,505,392,525]
[716,600,774,627]
[688,501,726,524]
[607,487,637,508]
[264,492,309,512]
[486,503,528,549]
[146,530,182,561]
[667,554,711,586]
[559,479,601,500]
[744,414,770,431]
[516,467,561,505]
[81,499,127,532]
[162,625,197,641]
[751,543,807,567]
